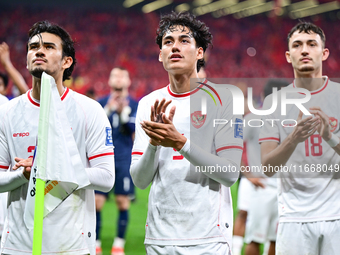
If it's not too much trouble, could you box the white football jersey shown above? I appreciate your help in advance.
[0,94,9,237]
[132,82,243,246]
[0,88,114,254]
[244,113,276,187]
[259,77,340,222]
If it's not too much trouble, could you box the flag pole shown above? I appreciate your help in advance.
[32,72,51,254]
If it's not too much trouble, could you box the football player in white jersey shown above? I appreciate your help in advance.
[0,21,115,255]
[130,12,243,255]
[260,22,340,254]
[0,93,8,245]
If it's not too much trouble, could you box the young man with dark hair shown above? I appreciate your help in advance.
[0,20,114,254]
[130,12,243,254]
[260,22,340,254]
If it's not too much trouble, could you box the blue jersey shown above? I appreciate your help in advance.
[98,95,138,161]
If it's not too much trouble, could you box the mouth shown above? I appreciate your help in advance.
[300,57,312,62]
[33,58,47,64]
[170,54,182,60]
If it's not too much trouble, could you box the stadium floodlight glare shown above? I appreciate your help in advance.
[223,0,265,15]
[193,0,213,7]
[123,0,144,8]
[290,1,340,19]
[193,0,237,16]
[175,3,191,12]
[234,1,275,18]
[289,0,318,11]
[142,0,173,13]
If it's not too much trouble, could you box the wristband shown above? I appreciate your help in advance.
[326,133,340,148]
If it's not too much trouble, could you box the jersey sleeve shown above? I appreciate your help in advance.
[0,111,11,171]
[214,87,244,155]
[259,94,280,144]
[85,101,115,192]
[130,96,161,190]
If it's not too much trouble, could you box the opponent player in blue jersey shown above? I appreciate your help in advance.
[95,67,137,255]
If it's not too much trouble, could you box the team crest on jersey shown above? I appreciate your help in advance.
[105,127,113,146]
[329,117,338,132]
[191,111,206,129]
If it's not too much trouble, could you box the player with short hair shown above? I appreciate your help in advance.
[260,22,340,254]
[0,20,114,254]
[95,67,137,255]
[130,12,243,254]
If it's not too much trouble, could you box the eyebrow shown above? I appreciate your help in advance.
[163,34,192,41]
[28,42,57,47]
[292,39,318,44]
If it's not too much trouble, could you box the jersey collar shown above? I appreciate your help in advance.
[167,79,208,98]
[27,87,70,107]
[293,76,329,95]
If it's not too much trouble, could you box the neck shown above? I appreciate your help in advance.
[31,76,65,100]
[168,69,199,93]
[294,76,325,91]
[294,68,324,91]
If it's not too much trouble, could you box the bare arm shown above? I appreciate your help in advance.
[0,42,29,94]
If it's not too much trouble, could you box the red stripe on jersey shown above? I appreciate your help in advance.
[0,165,9,169]
[27,87,70,107]
[61,87,69,101]
[132,152,143,155]
[293,77,329,95]
[88,152,114,160]
[27,90,40,107]
[259,137,280,142]
[216,146,243,153]
[167,85,191,98]
[190,79,208,96]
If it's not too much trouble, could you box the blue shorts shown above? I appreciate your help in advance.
[95,159,134,196]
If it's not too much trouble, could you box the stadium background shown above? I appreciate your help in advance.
[1,0,340,254]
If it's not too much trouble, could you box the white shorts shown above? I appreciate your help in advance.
[145,242,231,255]
[244,185,278,244]
[276,220,340,255]
[237,178,254,211]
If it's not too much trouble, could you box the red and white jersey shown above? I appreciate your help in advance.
[0,88,114,254]
[259,77,340,222]
[0,94,9,237]
[132,82,243,246]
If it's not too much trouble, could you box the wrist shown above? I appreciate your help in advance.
[174,136,187,151]
[326,133,339,148]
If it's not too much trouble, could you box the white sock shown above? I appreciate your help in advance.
[96,239,101,248]
[113,237,125,248]
[263,241,270,255]
[232,235,244,255]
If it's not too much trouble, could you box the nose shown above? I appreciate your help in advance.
[35,46,45,57]
[172,40,180,52]
[301,43,309,55]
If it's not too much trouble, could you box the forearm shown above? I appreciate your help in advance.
[179,140,241,187]
[0,170,28,192]
[262,135,298,177]
[4,62,28,94]
[130,143,160,190]
[84,156,115,192]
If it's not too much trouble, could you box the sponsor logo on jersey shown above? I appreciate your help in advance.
[105,127,113,146]
[191,111,206,129]
[13,132,29,137]
[329,117,338,132]
[234,118,243,139]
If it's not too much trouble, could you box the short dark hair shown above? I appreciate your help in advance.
[287,22,326,49]
[156,12,213,72]
[264,79,289,98]
[27,20,76,81]
[0,72,8,88]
